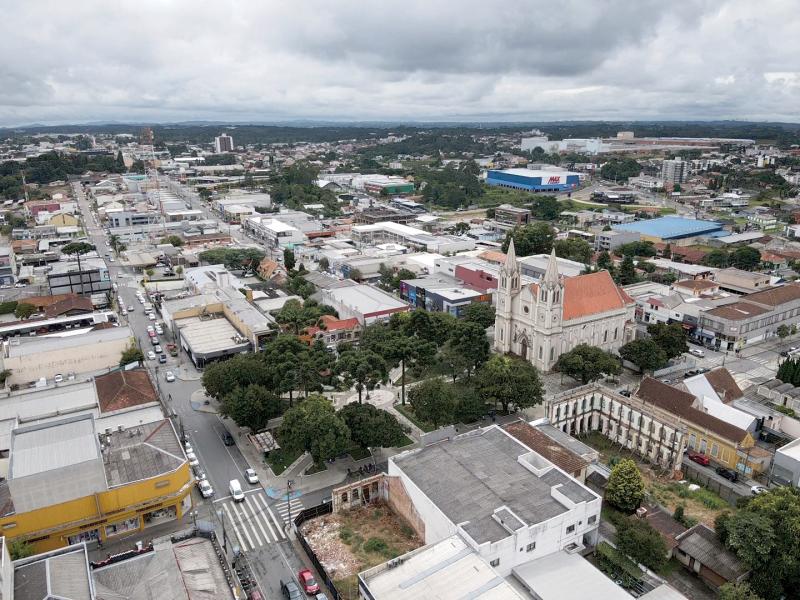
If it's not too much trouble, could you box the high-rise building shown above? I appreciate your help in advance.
[661,157,688,185]
[214,133,234,153]
[139,126,153,146]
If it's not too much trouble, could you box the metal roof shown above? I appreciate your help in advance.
[10,416,99,479]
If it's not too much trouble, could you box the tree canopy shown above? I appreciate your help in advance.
[619,339,668,372]
[198,247,265,271]
[554,344,621,384]
[501,222,555,256]
[408,378,457,429]
[475,354,543,413]
[605,459,645,513]
[462,302,496,329]
[337,349,388,403]
[338,402,406,449]
[221,384,282,431]
[647,322,688,360]
[600,158,642,182]
[554,237,593,263]
[278,395,350,465]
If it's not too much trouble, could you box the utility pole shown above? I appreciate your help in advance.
[286,479,294,532]
[216,508,228,554]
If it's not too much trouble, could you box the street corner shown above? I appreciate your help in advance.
[266,486,303,500]
[176,366,203,382]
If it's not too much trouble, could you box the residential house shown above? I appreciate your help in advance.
[674,524,749,590]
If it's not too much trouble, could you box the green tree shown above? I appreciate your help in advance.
[61,241,95,281]
[13,302,36,320]
[463,302,495,329]
[501,222,555,257]
[119,345,144,366]
[221,384,282,431]
[703,249,731,268]
[408,378,456,429]
[647,322,689,360]
[616,255,638,285]
[475,354,544,413]
[731,246,762,270]
[718,583,764,600]
[725,511,775,570]
[202,354,270,399]
[596,250,615,273]
[160,234,184,247]
[615,241,657,258]
[337,349,388,403]
[278,395,350,465]
[554,344,621,384]
[447,321,490,378]
[176,265,183,275]
[318,256,330,271]
[605,459,645,513]
[777,324,791,339]
[338,402,406,449]
[8,538,34,561]
[554,238,593,263]
[619,339,668,372]
[614,517,668,572]
[283,248,296,270]
[454,385,487,423]
[530,196,561,220]
[600,158,642,182]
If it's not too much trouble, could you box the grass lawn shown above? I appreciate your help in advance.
[348,445,372,461]
[393,434,415,448]
[266,447,302,476]
[394,403,435,433]
[648,480,729,527]
[305,462,328,475]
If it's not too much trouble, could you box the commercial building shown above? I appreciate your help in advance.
[612,216,724,246]
[0,372,192,552]
[353,175,415,195]
[400,275,491,317]
[47,258,112,297]
[594,229,641,252]
[388,425,601,577]
[243,215,307,249]
[772,436,800,487]
[495,245,635,372]
[714,267,772,295]
[0,248,15,286]
[486,169,580,193]
[353,206,417,225]
[661,158,688,185]
[352,222,475,254]
[213,133,234,153]
[518,253,587,279]
[318,284,409,325]
[493,204,531,230]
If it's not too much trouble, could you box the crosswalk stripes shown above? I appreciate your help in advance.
[274,497,304,525]
[220,492,287,552]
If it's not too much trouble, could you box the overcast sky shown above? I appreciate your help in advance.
[2,1,799,126]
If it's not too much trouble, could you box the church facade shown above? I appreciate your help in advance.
[494,242,636,372]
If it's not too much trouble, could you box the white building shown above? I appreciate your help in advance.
[243,215,306,249]
[388,425,602,577]
[214,133,234,153]
[661,158,688,185]
[494,243,636,372]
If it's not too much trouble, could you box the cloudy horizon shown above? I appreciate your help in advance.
[2,1,799,127]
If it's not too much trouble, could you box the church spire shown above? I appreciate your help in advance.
[504,238,518,271]
[543,247,559,285]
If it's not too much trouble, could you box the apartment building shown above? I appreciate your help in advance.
[242,215,306,249]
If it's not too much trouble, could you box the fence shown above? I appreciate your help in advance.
[294,503,344,600]
[680,460,744,506]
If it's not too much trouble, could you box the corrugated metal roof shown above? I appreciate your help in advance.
[11,416,98,478]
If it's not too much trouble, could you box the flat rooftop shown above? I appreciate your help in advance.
[177,316,250,355]
[10,416,99,479]
[613,216,722,240]
[361,535,524,600]
[104,419,185,487]
[325,284,408,316]
[92,537,234,600]
[392,426,597,545]
[512,551,630,600]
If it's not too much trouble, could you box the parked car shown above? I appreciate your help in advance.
[280,580,302,600]
[54,374,63,383]
[154,344,163,353]
[222,429,235,446]
[121,309,128,316]
[229,479,245,502]
[687,450,710,466]
[245,468,259,484]
[751,485,768,495]
[192,464,206,480]
[197,479,214,498]
[186,452,199,467]
[165,371,175,382]
[127,305,134,311]
[715,466,739,482]
[314,594,329,600]
[147,351,156,361]
[298,569,320,594]
[159,354,167,364]
[148,313,156,321]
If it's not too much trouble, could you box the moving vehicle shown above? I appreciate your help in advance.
[686,450,710,466]
[229,479,244,502]
[165,371,175,382]
[280,580,302,600]
[127,305,134,311]
[715,466,739,482]
[298,569,320,595]
[222,430,235,446]
[154,344,163,354]
[197,479,214,498]
[245,468,259,484]
[688,348,705,357]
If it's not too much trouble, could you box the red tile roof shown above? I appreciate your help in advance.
[305,315,360,336]
[44,295,93,318]
[95,369,158,413]
[478,250,507,265]
[703,368,743,403]
[504,421,588,476]
[560,271,634,321]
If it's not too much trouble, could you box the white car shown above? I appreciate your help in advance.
[154,344,163,354]
[186,451,199,467]
[245,468,259,484]
[148,313,156,321]
[147,350,156,360]
[121,309,128,316]
[165,371,175,382]
[14,283,25,288]
[229,479,245,502]
[751,485,768,495]
[127,305,134,312]
[146,325,154,332]
[688,348,705,357]
[197,479,214,498]
[54,374,63,383]
[155,325,164,335]
[184,442,193,454]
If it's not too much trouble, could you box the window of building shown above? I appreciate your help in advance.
[588,515,597,525]
[711,443,719,457]
[689,433,696,449]
[699,439,707,454]
[490,558,500,567]
[614,327,618,340]
[550,347,555,361]
[523,305,529,314]
[566,524,576,534]
[538,346,543,359]
[526,542,536,552]
[604,330,608,342]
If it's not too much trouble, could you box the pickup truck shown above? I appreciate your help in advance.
[166,343,178,357]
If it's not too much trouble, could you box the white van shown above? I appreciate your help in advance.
[229,479,244,502]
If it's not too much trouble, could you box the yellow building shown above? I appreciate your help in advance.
[0,370,192,553]
[47,212,79,227]
[636,377,768,475]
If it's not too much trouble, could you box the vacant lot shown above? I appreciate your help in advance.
[301,503,422,600]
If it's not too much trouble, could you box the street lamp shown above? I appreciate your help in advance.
[286,479,294,531]
[216,508,228,554]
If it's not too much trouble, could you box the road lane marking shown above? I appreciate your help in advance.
[223,503,249,552]
[245,495,272,544]
[239,497,263,547]
[229,500,256,550]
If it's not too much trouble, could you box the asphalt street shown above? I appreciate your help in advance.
[73,182,308,599]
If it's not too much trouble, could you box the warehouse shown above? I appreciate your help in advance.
[612,216,724,245]
[486,169,580,193]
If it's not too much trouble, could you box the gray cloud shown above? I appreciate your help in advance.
[0,0,798,125]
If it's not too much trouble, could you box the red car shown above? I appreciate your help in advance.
[687,450,710,466]
[298,569,320,595]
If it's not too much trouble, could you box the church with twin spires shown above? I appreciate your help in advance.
[494,240,636,372]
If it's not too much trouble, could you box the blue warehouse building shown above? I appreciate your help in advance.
[612,216,724,244]
[486,168,580,193]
